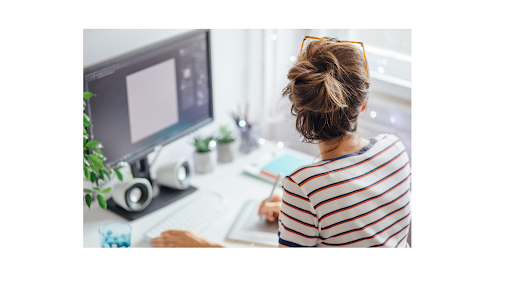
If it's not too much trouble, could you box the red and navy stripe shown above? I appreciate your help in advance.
[370,223,410,247]
[395,233,408,248]
[319,201,410,240]
[298,139,401,186]
[289,136,388,177]
[282,199,317,218]
[321,212,410,246]
[285,176,297,184]
[279,220,317,239]
[282,187,310,202]
[307,150,408,198]
[322,188,410,230]
[318,174,411,222]
[314,162,410,209]
[281,210,317,228]
[278,231,315,247]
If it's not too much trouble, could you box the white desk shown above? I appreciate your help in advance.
[83,141,314,248]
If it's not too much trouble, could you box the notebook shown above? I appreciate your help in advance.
[243,152,314,183]
[260,154,311,178]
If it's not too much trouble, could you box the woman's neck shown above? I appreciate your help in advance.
[317,135,370,160]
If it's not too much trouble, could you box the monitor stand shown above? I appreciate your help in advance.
[130,156,152,185]
[106,156,198,221]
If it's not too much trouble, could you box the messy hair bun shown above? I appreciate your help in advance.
[282,39,370,143]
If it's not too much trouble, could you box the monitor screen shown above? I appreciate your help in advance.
[84,30,213,165]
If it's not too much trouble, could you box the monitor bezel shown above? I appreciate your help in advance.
[83,29,214,165]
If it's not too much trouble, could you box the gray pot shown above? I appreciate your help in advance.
[217,142,236,163]
[193,150,217,174]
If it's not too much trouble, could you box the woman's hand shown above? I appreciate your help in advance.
[257,194,282,222]
[151,230,223,247]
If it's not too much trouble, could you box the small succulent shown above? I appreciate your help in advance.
[216,125,235,144]
[193,134,215,153]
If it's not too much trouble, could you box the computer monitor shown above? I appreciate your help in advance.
[84,30,213,180]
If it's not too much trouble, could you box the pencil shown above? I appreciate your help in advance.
[260,172,283,220]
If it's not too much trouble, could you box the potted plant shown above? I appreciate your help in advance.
[192,134,217,174]
[216,125,236,163]
[83,92,131,210]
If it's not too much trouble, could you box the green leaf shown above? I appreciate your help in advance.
[84,168,90,180]
[99,170,104,180]
[83,92,94,99]
[116,161,128,167]
[104,169,111,180]
[85,140,100,148]
[93,187,100,192]
[92,149,106,161]
[83,100,86,107]
[217,125,235,143]
[83,114,90,126]
[101,187,112,194]
[90,165,100,177]
[126,172,133,180]
[83,127,87,135]
[192,134,214,152]
[87,154,104,169]
[114,169,123,181]
[90,172,97,184]
[85,194,92,210]
[97,195,107,210]
[83,189,93,193]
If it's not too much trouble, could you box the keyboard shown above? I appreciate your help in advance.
[144,192,227,241]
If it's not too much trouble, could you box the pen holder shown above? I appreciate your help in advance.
[239,126,259,154]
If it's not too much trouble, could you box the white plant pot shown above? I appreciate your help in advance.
[217,142,236,163]
[193,150,217,174]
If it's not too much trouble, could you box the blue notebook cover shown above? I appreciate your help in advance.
[261,154,311,177]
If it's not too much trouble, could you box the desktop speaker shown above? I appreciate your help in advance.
[112,178,153,212]
[156,157,190,190]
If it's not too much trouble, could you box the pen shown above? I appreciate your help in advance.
[245,101,250,127]
[260,172,283,220]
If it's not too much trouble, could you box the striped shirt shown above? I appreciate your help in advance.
[277,133,411,247]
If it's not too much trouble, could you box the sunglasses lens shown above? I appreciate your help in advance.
[301,37,322,54]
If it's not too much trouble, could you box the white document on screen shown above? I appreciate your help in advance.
[125,58,179,144]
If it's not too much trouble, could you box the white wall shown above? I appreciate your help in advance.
[84,29,191,67]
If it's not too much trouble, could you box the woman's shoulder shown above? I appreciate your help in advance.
[372,133,407,151]
[374,133,400,143]
[287,133,406,184]
[286,142,372,185]
[286,160,328,185]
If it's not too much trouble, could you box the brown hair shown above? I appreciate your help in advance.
[282,38,370,143]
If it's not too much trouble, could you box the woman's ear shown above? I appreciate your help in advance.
[361,102,367,113]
